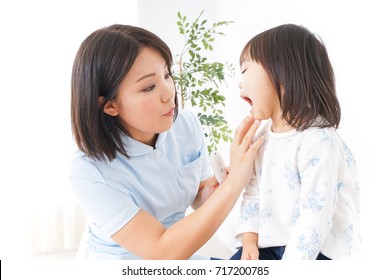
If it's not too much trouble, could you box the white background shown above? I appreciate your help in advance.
[0,0,389,266]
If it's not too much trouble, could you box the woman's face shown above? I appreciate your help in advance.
[103,47,176,146]
[239,58,281,122]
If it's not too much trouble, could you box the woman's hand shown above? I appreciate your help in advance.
[227,115,263,188]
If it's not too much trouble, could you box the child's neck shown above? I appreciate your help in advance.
[271,117,294,133]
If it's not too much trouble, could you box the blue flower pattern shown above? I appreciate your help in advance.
[343,143,355,167]
[240,200,259,222]
[284,160,301,190]
[337,182,345,192]
[259,207,272,225]
[303,189,325,213]
[296,229,323,259]
[290,204,300,225]
[343,224,354,243]
[238,124,360,259]
[307,156,320,167]
[318,129,331,144]
[257,168,262,178]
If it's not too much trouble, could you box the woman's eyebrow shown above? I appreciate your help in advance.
[135,64,168,83]
[136,73,156,83]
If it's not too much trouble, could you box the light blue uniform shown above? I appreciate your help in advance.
[69,110,212,259]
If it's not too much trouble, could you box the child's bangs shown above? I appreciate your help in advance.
[239,43,252,66]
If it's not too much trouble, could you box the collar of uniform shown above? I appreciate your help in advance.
[123,131,168,157]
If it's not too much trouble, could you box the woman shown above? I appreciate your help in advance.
[69,24,263,260]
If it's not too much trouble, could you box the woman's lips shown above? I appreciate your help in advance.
[164,107,175,117]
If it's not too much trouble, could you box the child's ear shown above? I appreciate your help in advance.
[98,96,118,116]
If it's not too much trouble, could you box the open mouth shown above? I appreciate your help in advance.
[241,96,253,106]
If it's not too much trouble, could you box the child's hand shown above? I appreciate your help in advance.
[241,242,259,260]
[200,176,219,200]
[241,232,259,260]
[191,176,219,209]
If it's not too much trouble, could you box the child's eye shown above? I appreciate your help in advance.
[165,72,171,79]
[241,69,247,74]
[143,85,156,92]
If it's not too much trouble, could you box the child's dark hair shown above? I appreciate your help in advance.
[71,24,178,161]
[240,24,340,130]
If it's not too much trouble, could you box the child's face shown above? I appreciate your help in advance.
[239,59,280,121]
[103,47,176,145]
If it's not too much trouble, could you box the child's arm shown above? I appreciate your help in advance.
[241,232,259,260]
[235,154,261,258]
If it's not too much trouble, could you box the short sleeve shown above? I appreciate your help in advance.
[69,156,140,236]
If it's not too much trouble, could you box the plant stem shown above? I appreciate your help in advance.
[179,54,185,109]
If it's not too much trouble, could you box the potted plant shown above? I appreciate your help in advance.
[173,10,234,153]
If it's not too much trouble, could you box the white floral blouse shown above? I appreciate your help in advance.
[236,120,361,259]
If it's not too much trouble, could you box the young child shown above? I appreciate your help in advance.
[69,24,263,260]
[232,24,361,260]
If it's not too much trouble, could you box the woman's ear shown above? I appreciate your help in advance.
[98,96,118,116]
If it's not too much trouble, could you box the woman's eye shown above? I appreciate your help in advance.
[165,73,171,79]
[143,85,156,92]
[241,69,247,74]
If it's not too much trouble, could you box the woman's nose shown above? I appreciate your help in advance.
[162,80,175,103]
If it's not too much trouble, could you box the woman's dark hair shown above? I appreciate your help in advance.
[240,24,340,130]
[71,24,178,161]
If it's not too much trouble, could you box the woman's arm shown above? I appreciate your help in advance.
[112,116,263,259]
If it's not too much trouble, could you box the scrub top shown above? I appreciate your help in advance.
[69,110,212,259]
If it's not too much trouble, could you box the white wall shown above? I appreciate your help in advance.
[0,0,388,261]
[0,0,139,258]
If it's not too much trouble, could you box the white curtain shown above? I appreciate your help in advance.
[28,203,87,254]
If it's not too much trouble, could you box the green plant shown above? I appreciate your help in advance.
[173,10,234,153]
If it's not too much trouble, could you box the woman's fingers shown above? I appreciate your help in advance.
[227,116,264,187]
[239,119,261,152]
[233,115,255,146]
[249,133,264,152]
[233,115,262,154]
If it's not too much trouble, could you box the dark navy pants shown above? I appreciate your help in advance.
[229,246,331,260]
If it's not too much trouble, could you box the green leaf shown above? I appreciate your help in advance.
[175,10,234,152]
